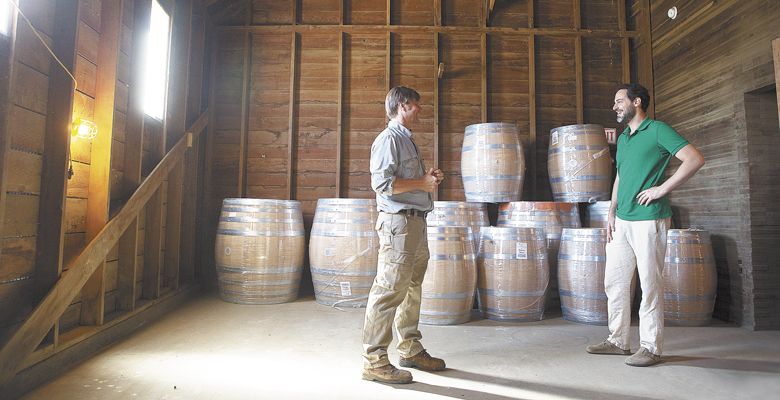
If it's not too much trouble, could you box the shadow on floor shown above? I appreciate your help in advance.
[662,356,780,373]
[389,369,659,400]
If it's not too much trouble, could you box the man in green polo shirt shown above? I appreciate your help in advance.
[586,83,705,367]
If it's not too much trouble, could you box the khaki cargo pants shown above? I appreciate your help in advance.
[362,211,429,368]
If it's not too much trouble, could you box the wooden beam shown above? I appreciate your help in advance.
[164,161,183,290]
[336,31,343,198]
[481,32,487,122]
[487,0,496,26]
[0,132,193,388]
[179,0,202,283]
[142,183,164,300]
[81,0,125,326]
[219,25,641,38]
[528,50,536,199]
[118,0,153,311]
[574,0,583,124]
[237,2,251,197]
[200,22,218,282]
[618,0,631,83]
[33,0,79,318]
[0,0,18,257]
[287,32,298,200]
[385,32,391,90]
[386,0,390,26]
[773,38,780,128]
[433,32,440,201]
[434,0,441,27]
[638,0,654,117]
[292,0,299,25]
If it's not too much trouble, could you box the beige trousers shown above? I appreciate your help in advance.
[605,216,670,355]
[362,212,429,368]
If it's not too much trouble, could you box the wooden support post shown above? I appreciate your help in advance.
[385,32,391,90]
[81,0,125,326]
[617,0,631,83]
[574,0,584,124]
[164,161,183,290]
[481,32,487,123]
[200,21,218,283]
[774,38,780,125]
[638,0,654,117]
[287,32,299,200]
[292,0,299,25]
[433,32,440,201]
[336,31,343,197]
[237,16,251,197]
[181,4,207,283]
[118,0,153,311]
[0,1,18,253]
[434,0,441,27]
[142,186,164,299]
[33,0,80,331]
[527,0,536,199]
[386,0,391,25]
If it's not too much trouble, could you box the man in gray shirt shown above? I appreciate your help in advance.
[361,86,445,384]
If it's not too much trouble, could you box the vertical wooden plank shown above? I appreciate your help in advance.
[292,0,299,25]
[181,1,206,283]
[0,0,18,251]
[433,32,439,201]
[638,0,654,117]
[164,161,183,289]
[287,32,298,200]
[336,31,343,197]
[527,0,536,199]
[774,38,780,125]
[81,0,125,326]
[481,32,487,123]
[386,0,390,25]
[385,32,391,90]
[142,187,163,299]
[434,0,441,27]
[574,0,583,124]
[617,0,631,83]
[199,20,218,283]
[237,16,251,197]
[34,0,80,319]
[118,0,153,311]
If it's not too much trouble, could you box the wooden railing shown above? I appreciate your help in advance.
[0,110,209,387]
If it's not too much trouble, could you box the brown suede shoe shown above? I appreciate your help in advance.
[399,350,446,371]
[362,364,413,384]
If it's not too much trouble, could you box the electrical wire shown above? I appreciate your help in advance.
[5,0,79,178]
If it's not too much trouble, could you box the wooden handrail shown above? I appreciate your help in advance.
[0,111,209,387]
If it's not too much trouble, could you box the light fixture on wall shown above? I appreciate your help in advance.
[72,118,98,140]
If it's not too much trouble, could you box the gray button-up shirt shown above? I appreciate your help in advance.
[370,120,433,213]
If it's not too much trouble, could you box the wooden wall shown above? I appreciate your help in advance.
[644,0,780,329]
[0,0,210,383]
[205,0,637,283]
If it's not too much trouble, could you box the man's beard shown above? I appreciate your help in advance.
[616,105,636,124]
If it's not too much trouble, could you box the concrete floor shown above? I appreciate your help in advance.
[20,292,780,400]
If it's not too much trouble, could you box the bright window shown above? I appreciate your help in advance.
[142,1,171,120]
[0,1,13,36]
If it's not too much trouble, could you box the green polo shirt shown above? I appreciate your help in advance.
[615,118,689,221]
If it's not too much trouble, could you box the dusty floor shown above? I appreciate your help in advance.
[20,292,780,400]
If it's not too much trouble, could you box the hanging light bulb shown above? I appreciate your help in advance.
[72,118,98,140]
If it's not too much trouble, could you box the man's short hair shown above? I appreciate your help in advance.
[385,86,421,119]
[617,83,651,112]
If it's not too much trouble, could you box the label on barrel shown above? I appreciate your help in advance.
[340,281,352,296]
[551,131,559,146]
[325,248,335,257]
[224,247,231,256]
[516,242,528,259]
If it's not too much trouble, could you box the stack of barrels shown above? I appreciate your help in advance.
[211,120,717,328]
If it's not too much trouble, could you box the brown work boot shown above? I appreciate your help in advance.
[625,347,662,367]
[399,350,446,371]
[586,340,631,355]
[362,364,413,384]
